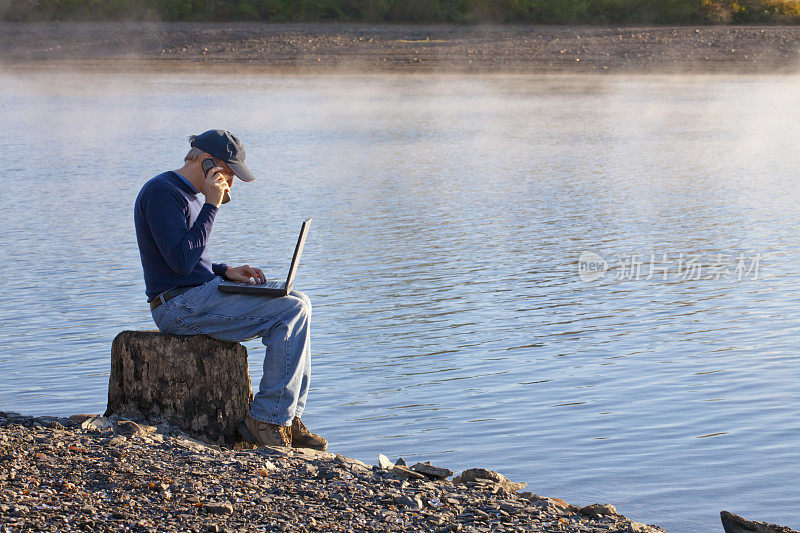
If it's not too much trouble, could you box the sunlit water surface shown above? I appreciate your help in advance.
[1,69,799,532]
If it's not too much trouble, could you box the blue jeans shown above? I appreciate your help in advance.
[150,276,311,426]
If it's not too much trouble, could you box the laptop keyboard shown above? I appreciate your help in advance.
[256,280,283,288]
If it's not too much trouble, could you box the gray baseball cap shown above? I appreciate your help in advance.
[191,129,255,182]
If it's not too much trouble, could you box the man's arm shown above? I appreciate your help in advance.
[145,188,218,276]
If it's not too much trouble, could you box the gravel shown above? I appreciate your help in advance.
[0,411,665,532]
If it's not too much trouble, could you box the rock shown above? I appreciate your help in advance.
[294,447,336,461]
[428,514,446,525]
[105,436,127,446]
[145,433,164,443]
[499,501,523,514]
[116,420,145,436]
[174,435,213,452]
[580,503,618,518]
[205,501,233,515]
[0,412,33,427]
[69,414,97,425]
[260,460,278,471]
[453,469,527,493]
[395,495,424,511]
[378,454,394,470]
[519,492,574,513]
[317,466,339,480]
[392,464,426,480]
[298,463,317,478]
[627,520,667,533]
[11,505,30,516]
[105,331,253,445]
[34,416,70,428]
[395,457,407,466]
[257,446,293,458]
[335,454,370,470]
[411,461,453,479]
[81,416,115,432]
[470,507,490,519]
[720,511,798,533]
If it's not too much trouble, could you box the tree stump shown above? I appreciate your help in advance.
[106,330,253,446]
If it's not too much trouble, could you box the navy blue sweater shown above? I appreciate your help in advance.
[134,171,228,301]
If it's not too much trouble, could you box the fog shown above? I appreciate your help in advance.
[3,67,800,190]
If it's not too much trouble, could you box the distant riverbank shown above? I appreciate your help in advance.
[0,411,664,532]
[3,0,800,25]
[1,22,800,73]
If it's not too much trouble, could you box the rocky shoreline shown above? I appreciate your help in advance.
[1,22,800,73]
[0,411,663,532]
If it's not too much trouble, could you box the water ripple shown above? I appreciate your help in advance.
[1,71,799,532]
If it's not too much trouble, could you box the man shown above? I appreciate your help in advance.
[134,129,326,450]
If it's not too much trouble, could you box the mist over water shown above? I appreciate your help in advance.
[1,69,799,532]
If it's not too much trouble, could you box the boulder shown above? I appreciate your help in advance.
[105,331,253,446]
[721,511,798,533]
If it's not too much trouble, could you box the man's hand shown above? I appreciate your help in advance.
[202,165,231,208]
[225,265,266,284]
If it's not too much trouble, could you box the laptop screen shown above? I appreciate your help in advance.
[285,218,311,291]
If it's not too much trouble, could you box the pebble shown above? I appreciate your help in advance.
[378,453,394,470]
[204,501,233,514]
[0,410,666,532]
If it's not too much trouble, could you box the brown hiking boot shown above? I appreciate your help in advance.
[291,417,327,451]
[241,415,291,447]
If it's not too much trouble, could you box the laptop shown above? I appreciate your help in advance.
[217,218,311,297]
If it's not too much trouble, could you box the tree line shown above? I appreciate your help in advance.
[3,0,800,24]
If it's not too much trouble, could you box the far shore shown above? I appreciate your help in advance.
[1,22,800,74]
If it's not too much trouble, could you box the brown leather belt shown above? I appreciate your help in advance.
[149,286,196,311]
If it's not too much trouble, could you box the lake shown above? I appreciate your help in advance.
[1,68,799,532]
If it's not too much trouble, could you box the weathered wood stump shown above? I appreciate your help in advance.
[106,330,253,446]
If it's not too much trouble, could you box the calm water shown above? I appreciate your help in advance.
[1,69,799,532]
